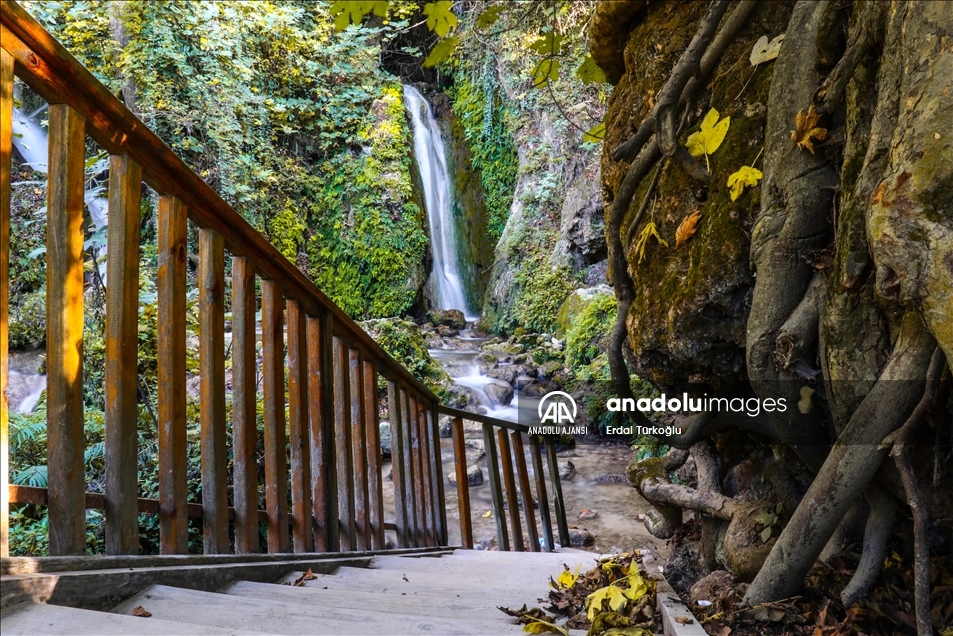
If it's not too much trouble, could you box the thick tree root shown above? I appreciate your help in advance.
[840,484,896,607]
[693,441,722,571]
[774,272,825,375]
[745,312,937,605]
[815,0,888,113]
[889,346,947,635]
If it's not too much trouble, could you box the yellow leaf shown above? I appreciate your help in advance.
[726,165,763,201]
[674,210,702,250]
[422,36,458,68]
[477,5,505,28]
[603,629,652,636]
[556,564,582,589]
[685,108,730,158]
[532,58,560,88]
[522,618,568,635]
[749,34,784,65]
[483,510,492,518]
[633,221,669,264]
[791,104,828,154]
[583,122,605,143]
[586,585,627,620]
[423,1,457,37]
[622,571,648,601]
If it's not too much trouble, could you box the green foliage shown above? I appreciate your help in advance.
[360,318,451,392]
[565,293,616,369]
[506,254,576,335]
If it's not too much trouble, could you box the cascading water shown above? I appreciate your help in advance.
[403,85,476,319]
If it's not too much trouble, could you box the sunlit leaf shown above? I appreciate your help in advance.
[423,1,457,37]
[583,122,605,143]
[634,221,668,264]
[556,564,582,589]
[674,210,701,250]
[330,1,388,31]
[621,571,648,601]
[727,165,763,201]
[791,104,827,154]
[685,108,730,158]
[750,34,784,65]
[422,36,458,67]
[586,585,627,620]
[532,58,560,88]
[477,5,505,28]
[576,55,606,84]
[529,33,564,56]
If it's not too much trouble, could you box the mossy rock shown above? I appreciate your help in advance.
[360,318,451,391]
[555,285,614,338]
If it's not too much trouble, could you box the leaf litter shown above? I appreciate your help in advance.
[499,552,658,635]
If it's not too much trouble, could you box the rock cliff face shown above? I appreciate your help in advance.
[595,1,795,386]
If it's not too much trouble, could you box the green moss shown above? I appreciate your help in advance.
[360,318,451,392]
[564,292,615,368]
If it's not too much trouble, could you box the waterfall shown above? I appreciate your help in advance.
[403,85,476,320]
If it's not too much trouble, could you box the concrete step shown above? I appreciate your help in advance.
[220,580,515,621]
[368,554,588,578]
[111,584,523,635]
[0,601,244,635]
[331,564,555,591]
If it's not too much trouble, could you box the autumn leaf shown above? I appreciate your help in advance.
[686,109,730,170]
[587,585,628,620]
[761,526,773,543]
[749,34,784,65]
[532,58,560,88]
[583,122,605,144]
[791,104,828,154]
[423,1,457,37]
[422,36,458,67]
[675,210,702,250]
[522,617,569,635]
[622,571,649,601]
[556,564,582,589]
[483,509,492,518]
[477,5,505,28]
[131,606,152,618]
[727,165,763,201]
[292,567,318,586]
[675,616,695,625]
[329,1,388,31]
[576,55,606,84]
[603,629,652,636]
[634,221,669,264]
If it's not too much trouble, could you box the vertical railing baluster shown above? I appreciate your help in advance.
[483,424,509,551]
[104,155,142,555]
[529,435,554,552]
[386,381,408,548]
[307,313,334,551]
[411,395,433,546]
[157,195,188,555]
[429,402,447,545]
[498,429,523,551]
[198,228,228,554]
[546,439,571,548]
[232,256,259,553]
[416,395,436,546]
[0,48,12,559]
[511,431,540,552]
[363,361,384,550]
[287,300,313,553]
[262,280,289,553]
[349,348,369,551]
[333,336,355,550]
[45,103,86,556]
[450,417,473,549]
[398,387,418,547]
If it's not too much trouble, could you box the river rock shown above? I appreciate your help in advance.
[484,381,514,407]
[445,384,479,409]
[439,415,453,438]
[537,360,563,379]
[482,341,524,355]
[476,352,498,374]
[513,363,537,378]
[558,460,576,481]
[486,366,518,385]
[428,309,466,329]
[464,438,486,462]
[520,381,549,398]
[379,422,392,460]
[448,464,484,486]
[436,325,459,337]
[569,528,595,548]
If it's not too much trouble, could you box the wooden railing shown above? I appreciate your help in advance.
[0,1,569,559]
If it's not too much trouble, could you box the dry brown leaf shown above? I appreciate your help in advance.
[791,104,828,154]
[675,210,702,250]
[292,568,318,586]
[131,606,152,618]
[675,616,695,624]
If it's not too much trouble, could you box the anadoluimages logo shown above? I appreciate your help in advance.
[528,391,587,435]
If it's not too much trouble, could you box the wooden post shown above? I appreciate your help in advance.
[307,313,336,551]
[198,228,228,554]
[349,349,369,551]
[262,280,289,553]
[46,104,86,556]
[450,417,473,549]
[498,428,523,551]
[104,154,142,555]
[0,48,12,558]
[398,387,418,547]
[363,361,384,550]
[231,256,258,553]
[332,336,355,550]
[287,300,313,553]
[431,402,448,546]
[483,424,509,551]
[157,195,188,555]
[529,435,554,552]
[546,439,571,548]
[410,395,432,546]
[511,431,540,552]
[386,381,408,548]
[414,395,435,547]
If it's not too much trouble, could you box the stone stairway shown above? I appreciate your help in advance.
[1,549,596,635]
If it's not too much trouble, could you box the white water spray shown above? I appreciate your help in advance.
[403,85,476,319]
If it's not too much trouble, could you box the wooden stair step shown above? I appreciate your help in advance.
[111,584,523,635]
[220,580,515,621]
[0,601,244,635]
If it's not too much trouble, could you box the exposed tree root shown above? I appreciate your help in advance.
[774,271,825,375]
[840,484,896,607]
[692,440,722,571]
[889,346,947,635]
[814,0,888,113]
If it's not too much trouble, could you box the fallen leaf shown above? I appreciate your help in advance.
[587,585,628,620]
[727,165,763,201]
[791,105,828,154]
[675,210,702,250]
[686,109,730,159]
[522,618,569,635]
[750,35,785,65]
[675,616,695,624]
[761,526,773,543]
[483,510,492,518]
[131,606,152,618]
[292,567,318,586]
[634,221,669,264]
[556,564,582,589]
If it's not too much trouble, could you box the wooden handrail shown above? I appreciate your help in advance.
[0,0,569,559]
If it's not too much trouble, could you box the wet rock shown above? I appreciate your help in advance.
[520,381,549,398]
[486,366,518,385]
[513,364,538,379]
[482,341,524,355]
[448,464,484,486]
[445,384,479,409]
[465,438,485,462]
[558,460,577,481]
[537,360,563,379]
[428,309,466,329]
[475,352,498,374]
[436,325,459,337]
[568,528,595,547]
[420,322,435,334]
[484,381,514,407]
[578,509,599,520]
[379,422,391,460]
[439,415,454,438]
[513,375,535,391]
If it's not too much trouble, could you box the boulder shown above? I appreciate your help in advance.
[428,309,466,329]
[464,438,486,462]
[568,527,595,548]
[484,381,514,407]
[486,366,518,385]
[554,286,614,338]
[513,363,538,379]
[537,360,563,379]
[439,415,454,439]
[445,384,479,409]
[448,464,484,486]
[520,381,549,398]
[558,460,576,481]
[475,352,498,374]
[436,325,459,337]
[379,422,392,460]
